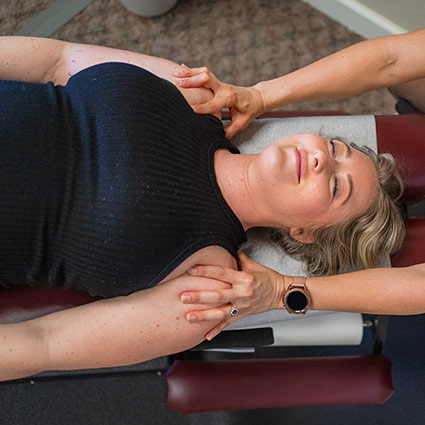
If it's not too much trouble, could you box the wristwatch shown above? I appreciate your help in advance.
[282,276,311,314]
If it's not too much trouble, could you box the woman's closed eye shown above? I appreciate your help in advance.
[330,139,337,157]
[329,140,340,198]
[333,176,339,197]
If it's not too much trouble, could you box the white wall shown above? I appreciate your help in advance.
[302,0,425,39]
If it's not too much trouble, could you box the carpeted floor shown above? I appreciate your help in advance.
[1,0,396,115]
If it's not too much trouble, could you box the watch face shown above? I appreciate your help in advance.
[286,290,308,311]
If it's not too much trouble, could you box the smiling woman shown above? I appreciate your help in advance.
[251,135,378,232]
[273,141,404,276]
[211,132,404,277]
[0,36,408,381]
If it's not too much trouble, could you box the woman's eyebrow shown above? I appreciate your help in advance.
[333,139,353,205]
[337,140,353,205]
[345,143,352,158]
[337,139,352,158]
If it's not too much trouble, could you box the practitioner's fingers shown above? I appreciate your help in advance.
[187,264,255,286]
[174,65,221,92]
[174,64,209,77]
[190,97,230,116]
[224,111,252,138]
[181,289,232,305]
[205,313,238,340]
[184,250,285,318]
[185,306,228,323]
[174,71,210,88]
[185,304,238,341]
[185,265,258,313]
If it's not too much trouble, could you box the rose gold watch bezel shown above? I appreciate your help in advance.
[282,280,312,315]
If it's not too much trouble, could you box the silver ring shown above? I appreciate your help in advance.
[230,305,239,316]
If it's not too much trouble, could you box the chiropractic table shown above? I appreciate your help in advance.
[1,111,425,413]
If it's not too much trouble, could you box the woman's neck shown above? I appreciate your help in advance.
[214,149,265,231]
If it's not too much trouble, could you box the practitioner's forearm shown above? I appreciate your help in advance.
[308,264,425,315]
[181,258,425,340]
[254,29,425,111]
[0,321,48,381]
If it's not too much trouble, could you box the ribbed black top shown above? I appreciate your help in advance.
[0,63,246,297]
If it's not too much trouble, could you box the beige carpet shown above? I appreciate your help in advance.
[1,0,395,115]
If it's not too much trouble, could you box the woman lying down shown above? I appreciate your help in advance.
[0,37,423,382]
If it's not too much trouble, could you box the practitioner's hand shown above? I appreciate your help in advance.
[173,65,264,138]
[180,250,285,340]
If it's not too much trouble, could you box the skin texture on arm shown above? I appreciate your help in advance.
[0,272,233,382]
[0,36,64,83]
[0,36,213,107]
[175,28,425,136]
[182,252,425,339]
[307,264,425,315]
[254,28,425,110]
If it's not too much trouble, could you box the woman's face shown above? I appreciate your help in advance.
[251,134,378,239]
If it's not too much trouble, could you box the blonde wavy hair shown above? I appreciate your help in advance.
[270,144,406,276]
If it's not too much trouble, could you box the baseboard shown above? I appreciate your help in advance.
[302,0,407,39]
[14,0,94,37]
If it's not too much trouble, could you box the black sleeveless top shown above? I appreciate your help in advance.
[0,62,246,297]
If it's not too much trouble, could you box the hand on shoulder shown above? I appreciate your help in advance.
[180,250,285,340]
[174,65,264,138]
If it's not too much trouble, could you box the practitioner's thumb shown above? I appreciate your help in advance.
[192,102,215,115]
[237,250,258,272]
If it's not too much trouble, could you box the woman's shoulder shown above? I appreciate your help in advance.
[158,245,237,284]
[67,62,160,85]
[64,62,186,114]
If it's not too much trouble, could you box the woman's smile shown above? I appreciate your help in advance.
[296,147,307,183]
[294,148,300,182]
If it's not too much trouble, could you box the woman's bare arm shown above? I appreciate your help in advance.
[175,28,425,136]
[0,36,213,106]
[182,252,425,339]
[308,264,425,315]
[0,36,64,83]
[254,28,425,111]
[0,273,233,382]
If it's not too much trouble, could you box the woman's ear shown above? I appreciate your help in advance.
[289,227,315,244]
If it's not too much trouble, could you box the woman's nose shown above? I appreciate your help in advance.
[312,150,333,173]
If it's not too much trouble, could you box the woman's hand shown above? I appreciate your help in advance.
[174,65,265,138]
[180,250,285,340]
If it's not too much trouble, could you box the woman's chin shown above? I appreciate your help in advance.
[260,144,287,174]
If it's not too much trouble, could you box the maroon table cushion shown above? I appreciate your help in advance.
[166,355,394,413]
[0,286,99,324]
[376,114,425,205]
[391,218,425,267]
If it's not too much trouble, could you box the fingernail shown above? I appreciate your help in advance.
[181,294,191,302]
[187,315,197,322]
[206,333,214,341]
[188,267,197,274]
[173,71,184,77]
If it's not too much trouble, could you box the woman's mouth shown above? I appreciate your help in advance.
[296,147,306,182]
